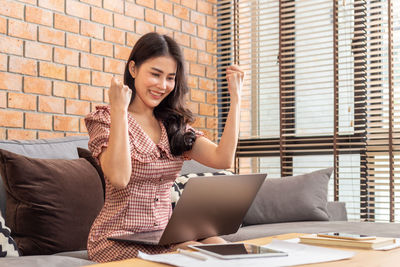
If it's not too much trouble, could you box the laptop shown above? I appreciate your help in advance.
[108,173,267,245]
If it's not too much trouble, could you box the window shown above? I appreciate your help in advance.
[217,0,400,222]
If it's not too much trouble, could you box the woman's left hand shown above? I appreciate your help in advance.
[226,65,244,102]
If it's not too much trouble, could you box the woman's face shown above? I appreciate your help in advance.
[129,56,177,110]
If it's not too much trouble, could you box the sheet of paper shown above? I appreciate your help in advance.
[138,239,355,267]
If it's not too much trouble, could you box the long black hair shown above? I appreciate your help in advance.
[123,32,196,156]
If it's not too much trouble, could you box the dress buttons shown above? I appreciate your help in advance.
[159,177,163,182]
[155,197,159,202]
[154,222,158,226]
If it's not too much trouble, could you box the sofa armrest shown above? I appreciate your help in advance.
[327,201,347,221]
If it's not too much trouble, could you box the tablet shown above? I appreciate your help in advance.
[188,243,288,259]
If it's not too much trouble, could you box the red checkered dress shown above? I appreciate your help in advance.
[85,106,201,263]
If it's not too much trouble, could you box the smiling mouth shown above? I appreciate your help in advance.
[149,90,164,97]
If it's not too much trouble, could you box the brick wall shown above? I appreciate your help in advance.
[0,0,218,141]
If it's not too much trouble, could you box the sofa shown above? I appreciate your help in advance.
[0,136,399,267]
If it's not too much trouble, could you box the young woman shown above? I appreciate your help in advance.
[85,32,244,263]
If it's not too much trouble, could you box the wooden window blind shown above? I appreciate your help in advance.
[217,0,400,222]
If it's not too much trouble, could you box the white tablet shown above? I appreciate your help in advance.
[188,243,288,259]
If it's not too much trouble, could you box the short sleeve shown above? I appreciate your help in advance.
[84,106,111,161]
[183,124,204,161]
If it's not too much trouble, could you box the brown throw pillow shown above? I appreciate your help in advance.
[77,147,105,199]
[0,149,104,256]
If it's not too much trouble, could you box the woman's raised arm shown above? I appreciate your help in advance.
[187,65,244,169]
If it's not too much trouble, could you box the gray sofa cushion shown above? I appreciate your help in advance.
[243,168,333,225]
[0,136,89,217]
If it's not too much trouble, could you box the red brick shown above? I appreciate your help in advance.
[91,7,113,26]
[39,96,65,113]
[206,40,215,54]
[103,88,109,103]
[183,47,197,62]
[0,17,6,34]
[187,101,198,114]
[25,41,52,61]
[80,0,102,7]
[206,66,216,79]
[38,131,65,139]
[207,92,217,104]
[206,15,217,29]
[182,21,196,35]
[0,91,6,108]
[24,76,52,95]
[155,27,172,36]
[81,21,103,40]
[206,117,218,129]
[9,20,37,40]
[191,12,206,26]
[0,109,23,127]
[40,62,65,80]
[54,81,79,98]
[80,53,103,71]
[198,51,212,65]
[191,116,205,128]
[38,0,65,13]
[174,5,190,20]
[67,34,90,52]
[8,92,36,110]
[67,66,90,84]
[0,36,23,55]
[9,56,37,76]
[26,6,53,26]
[165,14,180,31]
[0,72,22,91]
[39,27,65,46]
[0,128,5,139]
[182,0,196,9]
[136,0,154,8]
[19,0,38,4]
[114,14,135,32]
[198,26,213,40]
[190,63,205,76]
[156,0,172,14]
[135,20,155,35]
[199,77,214,91]
[66,0,90,19]
[191,36,206,51]
[198,0,213,15]
[66,99,90,115]
[55,13,79,33]
[54,115,79,131]
[54,47,79,66]
[0,53,7,71]
[126,32,140,46]
[174,32,190,47]
[188,75,198,89]
[7,129,37,140]
[80,117,88,133]
[199,103,215,116]
[104,58,125,74]
[114,45,131,60]
[92,71,113,87]
[104,0,124,13]
[25,112,52,130]
[145,9,164,26]
[125,3,144,19]
[80,85,103,102]
[105,27,125,45]
[91,39,113,57]
[0,0,24,19]
[191,89,205,102]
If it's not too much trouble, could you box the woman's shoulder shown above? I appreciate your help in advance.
[85,105,111,123]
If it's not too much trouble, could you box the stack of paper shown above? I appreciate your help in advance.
[138,239,355,267]
[299,234,395,249]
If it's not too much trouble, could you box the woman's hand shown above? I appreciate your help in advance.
[108,76,132,111]
[226,65,244,102]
